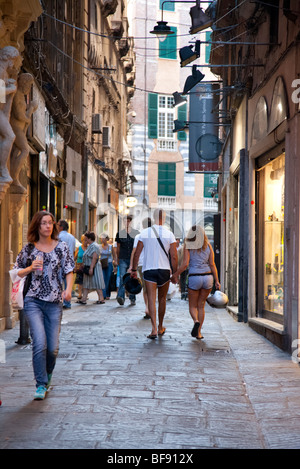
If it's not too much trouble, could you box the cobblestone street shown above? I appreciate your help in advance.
[1,290,300,450]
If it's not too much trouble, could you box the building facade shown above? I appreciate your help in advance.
[0,0,135,332]
[210,0,300,354]
[128,0,219,238]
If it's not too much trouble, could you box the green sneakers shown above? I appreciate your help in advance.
[34,375,52,400]
[34,385,47,400]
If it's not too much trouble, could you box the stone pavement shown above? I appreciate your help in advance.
[1,289,300,450]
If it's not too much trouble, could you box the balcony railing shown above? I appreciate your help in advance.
[204,198,218,211]
[157,196,176,208]
[157,139,176,152]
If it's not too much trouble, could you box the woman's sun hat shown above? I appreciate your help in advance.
[185,225,205,250]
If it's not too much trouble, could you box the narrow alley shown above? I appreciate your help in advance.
[1,291,300,450]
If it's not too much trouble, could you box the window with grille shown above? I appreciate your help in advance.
[148,93,187,148]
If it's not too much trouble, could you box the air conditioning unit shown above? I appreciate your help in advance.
[92,114,102,134]
[102,126,111,148]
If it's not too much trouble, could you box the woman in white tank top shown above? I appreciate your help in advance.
[171,225,220,339]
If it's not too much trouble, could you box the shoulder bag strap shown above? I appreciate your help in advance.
[151,226,173,273]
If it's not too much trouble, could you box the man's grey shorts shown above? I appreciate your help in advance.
[188,274,214,291]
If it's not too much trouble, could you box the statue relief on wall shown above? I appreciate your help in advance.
[10,73,37,194]
[0,45,21,190]
[0,4,40,205]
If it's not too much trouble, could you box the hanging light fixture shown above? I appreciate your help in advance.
[182,64,205,95]
[150,1,213,40]
[172,91,187,108]
[173,120,188,132]
[150,20,174,41]
[189,0,213,34]
[179,40,200,67]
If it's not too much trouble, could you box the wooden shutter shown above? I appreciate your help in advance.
[160,0,175,11]
[158,162,176,196]
[159,27,177,60]
[148,92,158,139]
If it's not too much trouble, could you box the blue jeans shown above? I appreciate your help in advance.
[24,297,63,388]
[118,258,135,301]
[102,262,113,298]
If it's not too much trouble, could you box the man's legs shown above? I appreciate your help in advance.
[145,281,157,336]
[157,281,169,335]
[145,280,169,337]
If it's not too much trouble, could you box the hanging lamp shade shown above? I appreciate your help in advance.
[150,20,174,41]
[182,65,205,95]
[189,6,213,34]
[179,41,200,67]
[173,120,188,132]
[172,92,187,108]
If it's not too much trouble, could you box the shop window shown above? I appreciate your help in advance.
[268,77,288,133]
[251,96,268,146]
[260,153,285,316]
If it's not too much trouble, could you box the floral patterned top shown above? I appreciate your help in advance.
[14,242,75,303]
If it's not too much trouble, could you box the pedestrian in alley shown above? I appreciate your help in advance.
[57,219,76,309]
[131,208,178,339]
[13,211,74,400]
[99,233,114,300]
[115,215,139,306]
[78,231,105,305]
[171,225,220,340]
[74,234,88,301]
[129,217,153,319]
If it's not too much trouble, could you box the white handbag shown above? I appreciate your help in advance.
[9,269,26,310]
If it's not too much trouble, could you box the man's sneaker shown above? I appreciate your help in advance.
[130,299,136,306]
[34,385,47,400]
[46,373,52,390]
[117,296,124,305]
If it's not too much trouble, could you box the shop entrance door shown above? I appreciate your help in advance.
[256,153,285,324]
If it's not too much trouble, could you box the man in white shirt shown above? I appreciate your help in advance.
[131,208,178,339]
[57,219,76,308]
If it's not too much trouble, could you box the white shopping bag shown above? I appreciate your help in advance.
[9,269,25,310]
[167,281,177,300]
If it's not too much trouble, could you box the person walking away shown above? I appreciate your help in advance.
[131,209,178,339]
[171,225,220,339]
[13,211,74,400]
[115,215,139,306]
[57,219,76,309]
[74,234,88,301]
[129,217,152,318]
[100,233,114,300]
[78,231,105,304]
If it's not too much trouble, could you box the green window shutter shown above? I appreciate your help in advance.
[148,93,158,139]
[159,26,177,59]
[205,31,211,63]
[177,103,187,141]
[158,162,176,196]
[160,0,175,11]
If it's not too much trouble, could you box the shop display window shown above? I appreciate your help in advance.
[263,154,285,315]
